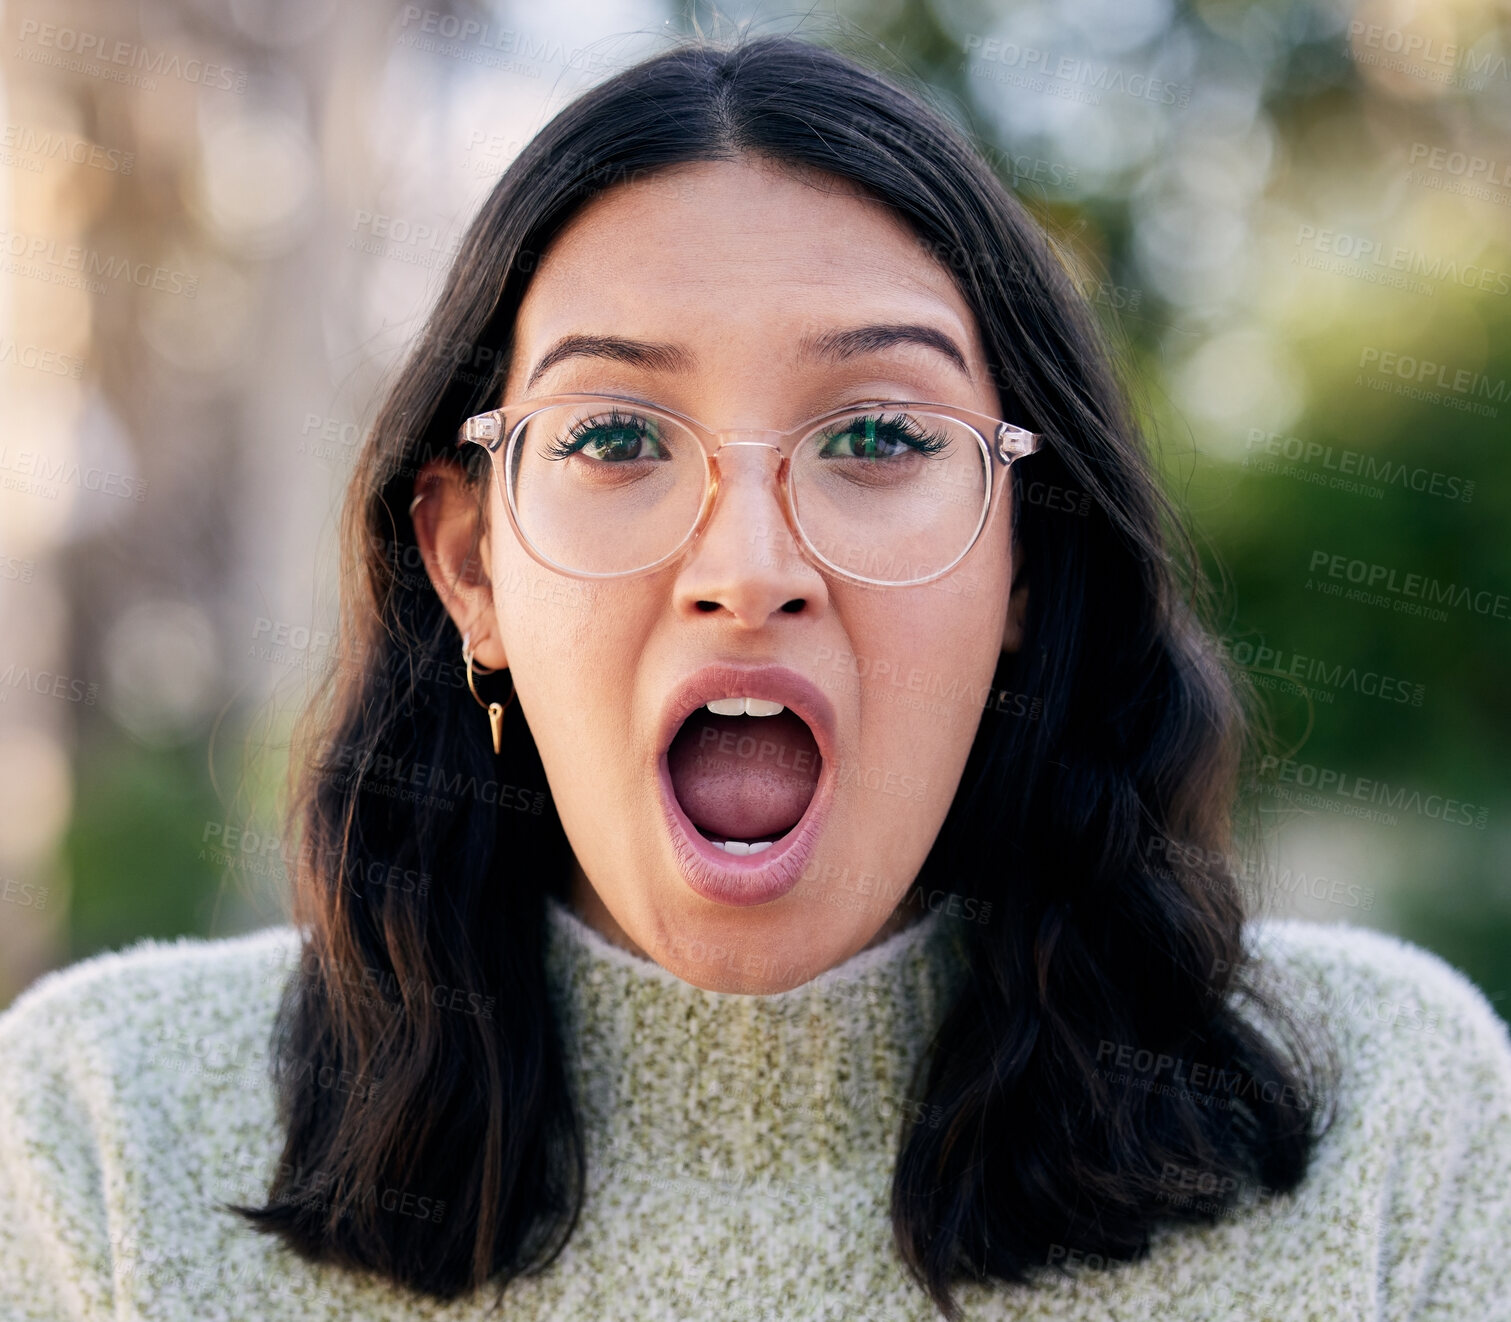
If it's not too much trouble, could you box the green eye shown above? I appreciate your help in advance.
[817,412,951,460]
[543,409,670,462]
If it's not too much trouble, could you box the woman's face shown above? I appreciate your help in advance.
[418,156,1025,992]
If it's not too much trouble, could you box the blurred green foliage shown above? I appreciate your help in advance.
[60,737,244,962]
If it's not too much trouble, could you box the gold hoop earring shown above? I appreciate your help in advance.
[462,631,514,755]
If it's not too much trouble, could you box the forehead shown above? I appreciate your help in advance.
[508,157,988,386]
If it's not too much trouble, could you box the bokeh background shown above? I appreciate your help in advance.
[1,0,1507,1018]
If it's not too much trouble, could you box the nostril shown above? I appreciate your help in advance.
[694,598,803,614]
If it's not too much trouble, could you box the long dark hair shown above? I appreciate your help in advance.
[234,33,1333,1319]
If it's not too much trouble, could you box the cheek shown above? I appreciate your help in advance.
[863,514,1011,704]
[488,549,651,776]
[494,600,622,847]
[868,601,994,738]
[486,487,602,661]
[828,603,994,786]
[827,543,1011,829]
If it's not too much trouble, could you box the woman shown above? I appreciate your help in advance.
[1,35,1507,1321]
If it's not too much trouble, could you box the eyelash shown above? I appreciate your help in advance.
[819,412,951,456]
[543,409,658,460]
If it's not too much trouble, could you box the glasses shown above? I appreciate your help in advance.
[456,392,1042,588]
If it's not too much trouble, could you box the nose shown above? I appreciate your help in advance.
[671,441,828,626]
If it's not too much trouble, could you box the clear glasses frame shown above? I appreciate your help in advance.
[456,392,1043,588]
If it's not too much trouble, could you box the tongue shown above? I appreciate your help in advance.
[667,709,821,840]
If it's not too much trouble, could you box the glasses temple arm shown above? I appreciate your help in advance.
[458,411,505,449]
[995,422,1042,464]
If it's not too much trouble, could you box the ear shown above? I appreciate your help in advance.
[410,458,507,669]
[1001,543,1029,655]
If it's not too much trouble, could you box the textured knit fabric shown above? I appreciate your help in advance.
[1,898,1509,1320]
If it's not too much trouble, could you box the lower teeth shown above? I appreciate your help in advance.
[710,839,775,856]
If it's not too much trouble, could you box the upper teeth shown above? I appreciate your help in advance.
[705,697,785,717]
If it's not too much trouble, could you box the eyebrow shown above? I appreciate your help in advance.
[525,334,693,392]
[800,324,971,380]
[523,322,972,393]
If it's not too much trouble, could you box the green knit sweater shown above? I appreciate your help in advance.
[2,898,1508,1319]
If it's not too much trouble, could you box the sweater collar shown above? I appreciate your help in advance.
[542,894,970,1184]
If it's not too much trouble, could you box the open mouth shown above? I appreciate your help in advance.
[666,701,823,854]
[655,666,837,906]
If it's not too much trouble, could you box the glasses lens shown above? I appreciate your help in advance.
[505,402,991,582]
[510,403,705,575]
[790,409,989,584]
